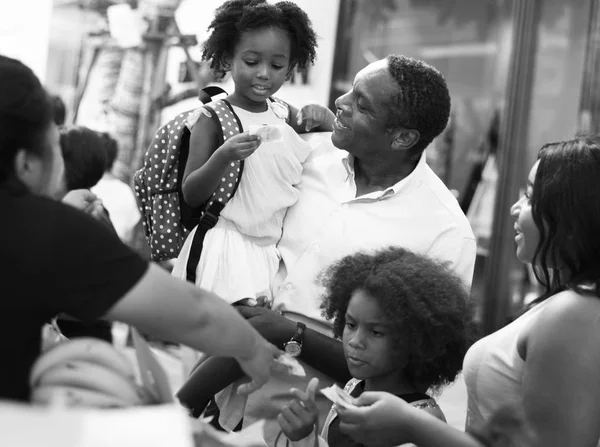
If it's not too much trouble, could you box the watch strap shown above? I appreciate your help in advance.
[290,322,306,344]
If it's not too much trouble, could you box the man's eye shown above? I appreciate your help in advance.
[345,322,356,329]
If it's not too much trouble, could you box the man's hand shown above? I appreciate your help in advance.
[296,104,335,132]
[278,378,320,441]
[337,391,418,447]
[236,305,296,348]
[235,339,283,395]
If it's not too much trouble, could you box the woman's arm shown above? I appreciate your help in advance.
[182,113,260,208]
[519,291,600,446]
[103,263,280,393]
[337,392,483,447]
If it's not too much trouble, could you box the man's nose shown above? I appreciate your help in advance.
[335,91,351,113]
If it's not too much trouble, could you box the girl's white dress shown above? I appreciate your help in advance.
[171,100,312,303]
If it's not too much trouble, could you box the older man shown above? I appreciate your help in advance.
[185,54,476,444]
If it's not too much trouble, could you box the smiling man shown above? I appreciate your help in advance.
[195,54,476,445]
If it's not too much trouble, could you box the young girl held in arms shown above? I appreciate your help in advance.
[171,0,334,302]
[276,246,476,446]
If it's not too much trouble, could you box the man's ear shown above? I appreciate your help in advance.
[390,129,420,151]
[13,148,43,190]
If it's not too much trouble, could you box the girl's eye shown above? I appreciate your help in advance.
[345,322,356,330]
[245,61,258,66]
[272,64,284,70]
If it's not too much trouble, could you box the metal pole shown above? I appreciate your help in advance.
[482,0,541,334]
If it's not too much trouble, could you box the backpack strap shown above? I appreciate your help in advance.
[185,98,244,283]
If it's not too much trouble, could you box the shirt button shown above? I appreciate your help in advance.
[285,283,294,291]
[342,203,349,209]
[312,243,320,252]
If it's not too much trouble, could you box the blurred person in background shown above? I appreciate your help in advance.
[91,132,141,244]
[55,125,117,342]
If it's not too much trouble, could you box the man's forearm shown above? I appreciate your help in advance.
[301,328,350,383]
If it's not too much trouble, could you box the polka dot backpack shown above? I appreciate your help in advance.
[133,86,244,266]
[133,86,290,279]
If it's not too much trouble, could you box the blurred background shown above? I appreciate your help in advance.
[2,0,600,336]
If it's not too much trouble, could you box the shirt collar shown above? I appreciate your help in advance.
[340,150,427,196]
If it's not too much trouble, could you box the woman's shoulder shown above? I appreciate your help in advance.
[529,289,600,348]
[537,289,600,323]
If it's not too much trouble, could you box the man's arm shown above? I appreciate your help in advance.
[237,305,350,383]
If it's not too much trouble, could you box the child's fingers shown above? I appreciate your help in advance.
[306,377,319,401]
[296,109,304,126]
[277,413,295,436]
[290,387,309,402]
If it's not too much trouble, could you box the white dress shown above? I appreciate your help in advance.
[171,101,312,303]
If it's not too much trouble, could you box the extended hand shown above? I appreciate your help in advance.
[278,377,320,441]
[235,339,282,395]
[337,391,417,447]
[296,104,335,132]
[236,305,296,348]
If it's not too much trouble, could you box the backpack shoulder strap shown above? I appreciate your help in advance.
[185,98,245,283]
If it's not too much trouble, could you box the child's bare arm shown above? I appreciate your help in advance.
[182,114,260,207]
[287,103,335,134]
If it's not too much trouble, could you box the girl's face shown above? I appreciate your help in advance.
[228,27,291,111]
[510,161,540,264]
[342,289,404,392]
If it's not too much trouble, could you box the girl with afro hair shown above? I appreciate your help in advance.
[172,0,335,302]
[276,246,476,446]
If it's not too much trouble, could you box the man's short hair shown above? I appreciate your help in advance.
[386,55,451,154]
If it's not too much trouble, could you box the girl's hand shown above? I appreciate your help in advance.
[337,391,416,447]
[216,132,261,162]
[278,377,320,441]
[296,105,334,132]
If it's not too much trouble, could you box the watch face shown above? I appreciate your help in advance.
[284,342,302,357]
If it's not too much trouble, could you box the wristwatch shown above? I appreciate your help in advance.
[283,322,306,357]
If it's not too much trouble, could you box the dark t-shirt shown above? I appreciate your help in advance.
[0,189,148,401]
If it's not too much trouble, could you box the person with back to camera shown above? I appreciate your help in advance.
[54,125,119,342]
[180,53,476,445]
[0,54,281,403]
[171,0,335,303]
[330,135,600,447]
[275,246,476,446]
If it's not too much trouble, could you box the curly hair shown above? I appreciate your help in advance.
[385,55,451,155]
[202,0,317,80]
[320,247,476,390]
